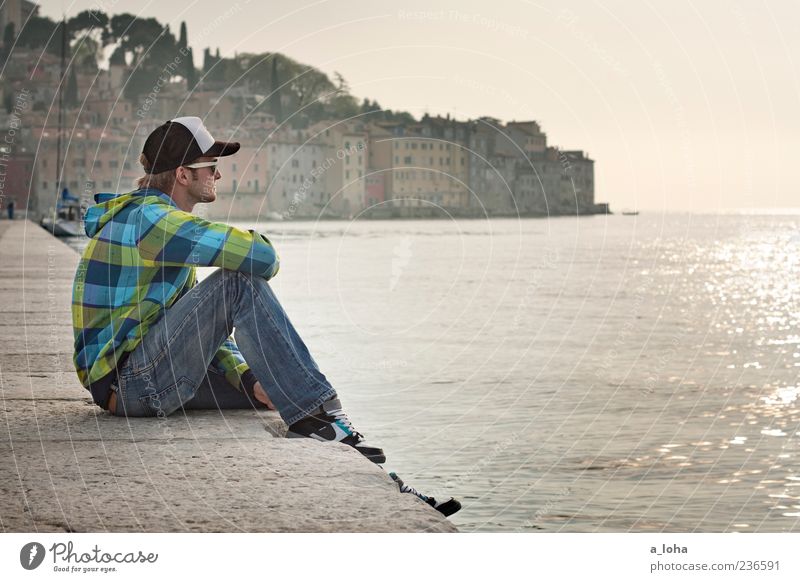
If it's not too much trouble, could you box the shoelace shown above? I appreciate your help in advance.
[328,407,365,441]
[392,474,430,501]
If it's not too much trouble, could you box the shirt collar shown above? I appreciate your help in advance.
[135,188,178,208]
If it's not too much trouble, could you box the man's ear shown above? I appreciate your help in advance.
[175,166,191,186]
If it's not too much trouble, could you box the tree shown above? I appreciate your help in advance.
[16,16,61,54]
[325,91,359,120]
[65,67,79,107]
[290,66,335,109]
[0,22,14,62]
[71,35,100,71]
[269,56,283,122]
[333,71,352,92]
[67,9,109,43]
[178,21,187,50]
[67,9,109,69]
[3,22,14,46]
[185,47,197,90]
[106,15,178,99]
[109,45,126,65]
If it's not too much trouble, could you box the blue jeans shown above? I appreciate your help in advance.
[113,269,337,425]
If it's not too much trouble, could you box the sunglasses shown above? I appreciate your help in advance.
[183,159,219,173]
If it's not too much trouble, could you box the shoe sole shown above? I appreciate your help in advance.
[435,498,462,517]
[286,431,386,464]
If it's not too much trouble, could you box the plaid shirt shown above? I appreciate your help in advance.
[72,188,280,392]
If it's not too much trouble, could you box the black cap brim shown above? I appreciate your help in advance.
[206,141,240,157]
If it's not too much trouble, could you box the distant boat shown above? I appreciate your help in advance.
[621,210,639,216]
[40,188,81,237]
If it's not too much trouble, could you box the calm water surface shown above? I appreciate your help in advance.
[69,213,800,531]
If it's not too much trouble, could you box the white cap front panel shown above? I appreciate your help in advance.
[172,116,215,153]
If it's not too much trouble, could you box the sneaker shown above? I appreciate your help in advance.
[389,472,462,517]
[286,397,386,464]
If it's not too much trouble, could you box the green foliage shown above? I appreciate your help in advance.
[325,91,360,120]
[185,47,197,90]
[71,35,101,71]
[67,10,109,42]
[178,22,187,50]
[12,9,419,126]
[65,67,79,107]
[106,16,179,100]
[109,45,126,65]
[16,16,63,55]
[3,22,14,46]
[0,22,14,62]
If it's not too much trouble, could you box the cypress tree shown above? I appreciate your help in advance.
[65,66,79,107]
[178,21,187,50]
[186,47,196,89]
[269,56,283,122]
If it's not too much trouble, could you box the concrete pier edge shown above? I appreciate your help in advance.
[0,220,456,533]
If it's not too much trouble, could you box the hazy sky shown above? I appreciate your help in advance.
[40,0,799,212]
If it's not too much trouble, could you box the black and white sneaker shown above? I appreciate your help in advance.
[389,472,462,517]
[286,397,386,464]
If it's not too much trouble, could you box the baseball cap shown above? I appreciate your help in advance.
[141,116,240,174]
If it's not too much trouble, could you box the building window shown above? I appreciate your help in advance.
[411,143,417,149]
[345,170,350,179]
[109,160,118,168]
[292,159,299,168]
[394,156,399,163]
[404,156,412,164]
[233,179,237,190]
[233,163,237,172]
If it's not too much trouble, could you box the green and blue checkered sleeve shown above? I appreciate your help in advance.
[135,199,280,279]
[211,337,252,392]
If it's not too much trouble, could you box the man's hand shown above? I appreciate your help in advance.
[253,381,275,410]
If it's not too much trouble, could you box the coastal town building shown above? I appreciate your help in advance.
[0,1,605,221]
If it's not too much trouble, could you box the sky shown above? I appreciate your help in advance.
[39,0,800,212]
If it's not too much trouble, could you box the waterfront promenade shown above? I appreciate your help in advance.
[0,220,455,533]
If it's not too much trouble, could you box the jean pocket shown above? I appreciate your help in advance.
[138,376,197,417]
